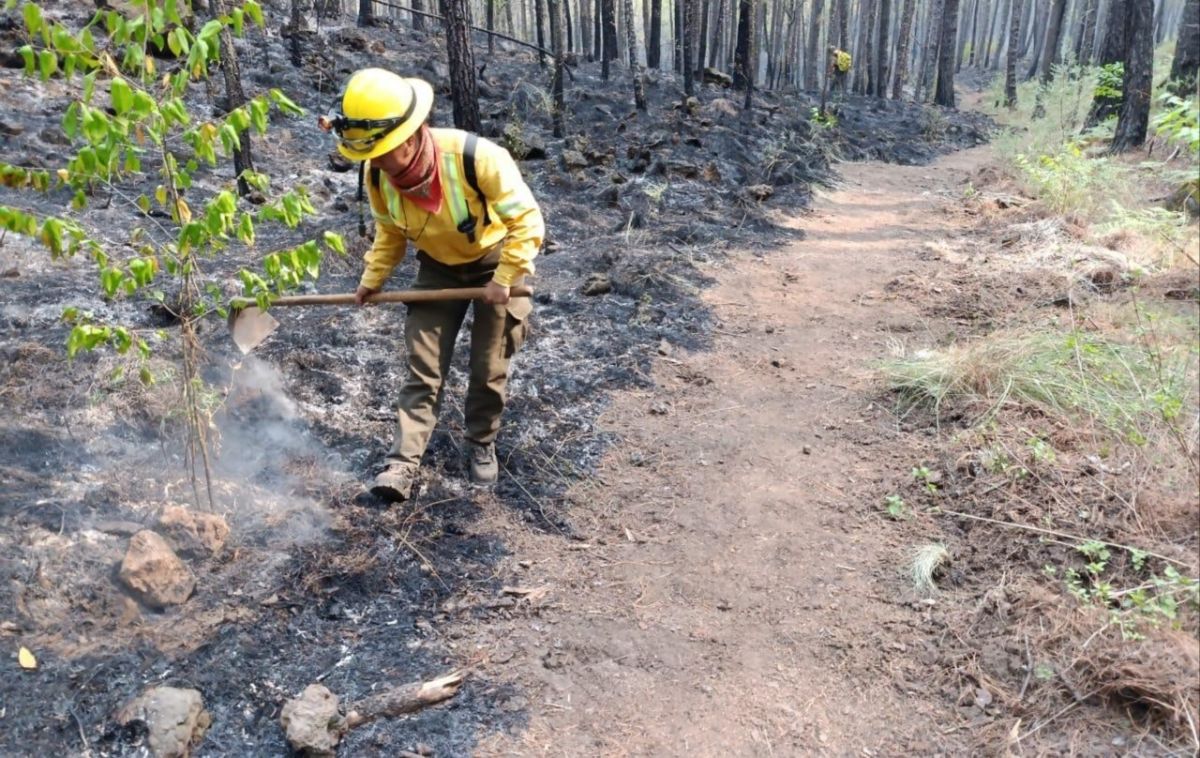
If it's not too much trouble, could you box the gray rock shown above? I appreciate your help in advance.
[561,149,588,171]
[117,687,210,758]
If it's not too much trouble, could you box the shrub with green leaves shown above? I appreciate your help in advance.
[0,0,345,501]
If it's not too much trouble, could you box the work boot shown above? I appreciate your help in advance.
[467,441,498,485]
[370,462,416,503]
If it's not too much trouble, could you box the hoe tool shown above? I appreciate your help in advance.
[228,286,533,354]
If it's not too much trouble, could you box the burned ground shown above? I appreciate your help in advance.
[17,2,1174,757]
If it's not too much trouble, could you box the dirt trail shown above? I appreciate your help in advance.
[479,147,994,756]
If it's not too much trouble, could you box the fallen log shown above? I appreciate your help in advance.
[280,670,467,755]
[345,670,467,728]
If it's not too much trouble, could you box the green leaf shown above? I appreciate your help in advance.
[269,89,304,116]
[100,267,124,298]
[83,70,97,103]
[136,195,151,213]
[323,231,345,255]
[244,0,265,27]
[62,102,80,139]
[167,27,183,56]
[218,122,240,155]
[110,76,133,115]
[230,7,245,35]
[61,306,79,323]
[237,214,255,245]
[22,2,42,36]
[198,20,222,43]
[249,99,268,133]
[39,218,64,256]
[139,366,154,385]
[38,49,57,80]
[18,45,34,74]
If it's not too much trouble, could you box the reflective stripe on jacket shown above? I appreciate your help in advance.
[359,128,544,289]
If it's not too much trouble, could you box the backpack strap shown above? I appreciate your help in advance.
[462,134,491,230]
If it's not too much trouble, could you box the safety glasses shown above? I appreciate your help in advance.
[319,115,405,152]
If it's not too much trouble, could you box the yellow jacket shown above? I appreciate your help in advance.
[360,128,544,289]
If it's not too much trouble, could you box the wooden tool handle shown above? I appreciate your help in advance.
[232,285,533,308]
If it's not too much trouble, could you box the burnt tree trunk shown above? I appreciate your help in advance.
[918,0,944,100]
[535,0,548,66]
[893,0,917,97]
[805,0,826,89]
[733,0,753,87]
[549,0,567,135]
[709,0,727,66]
[444,0,482,132]
[1004,0,1020,106]
[412,0,426,30]
[1086,0,1131,127]
[623,0,648,108]
[357,0,373,25]
[876,0,891,96]
[603,0,619,68]
[1170,0,1200,94]
[211,0,254,196]
[1032,0,1068,117]
[1112,0,1153,151]
[683,0,696,95]
[934,0,961,106]
[649,0,663,66]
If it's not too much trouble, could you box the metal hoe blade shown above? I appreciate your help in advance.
[230,306,280,354]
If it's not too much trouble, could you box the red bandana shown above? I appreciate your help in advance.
[383,125,444,214]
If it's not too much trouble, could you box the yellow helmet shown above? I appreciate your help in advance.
[330,69,434,161]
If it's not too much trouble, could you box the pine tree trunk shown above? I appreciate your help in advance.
[565,0,574,53]
[595,0,603,60]
[1112,0,1153,150]
[836,0,848,47]
[982,0,1003,67]
[1004,0,1020,105]
[487,0,496,53]
[710,0,726,66]
[1170,0,1200,94]
[535,0,548,66]
[935,0,961,105]
[957,0,976,70]
[649,0,663,65]
[444,0,482,132]
[739,0,748,106]
[624,0,649,108]
[358,0,373,25]
[602,0,618,76]
[683,0,696,94]
[698,0,711,74]
[804,0,825,89]
[734,0,753,86]
[1075,0,1097,62]
[210,0,254,196]
[1031,0,1068,117]
[855,0,876,93]
[876,0,891,96]
[550,0,567,135]
[1085,0,1131,126]
[892,0,917,97]
[412,0,425,30]
[918,0,944,100]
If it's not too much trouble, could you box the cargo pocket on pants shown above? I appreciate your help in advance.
[504,296,532,359]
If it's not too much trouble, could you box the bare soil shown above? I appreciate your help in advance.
[462,149,997,756]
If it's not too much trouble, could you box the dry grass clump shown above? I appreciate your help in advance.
[1076,626,1200,748]
[884,323,1198,453]
[910,543,950,595]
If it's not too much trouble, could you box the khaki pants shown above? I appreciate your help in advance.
[387,246,531,468]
